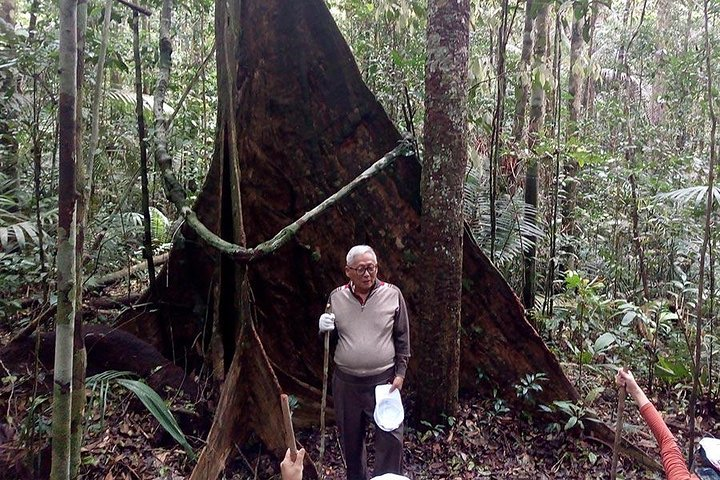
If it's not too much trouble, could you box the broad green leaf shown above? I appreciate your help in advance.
[593,332,616,352]
[621,311,637,326]
[116,379,195,458]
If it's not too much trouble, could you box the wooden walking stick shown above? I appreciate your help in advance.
[319,302,332,477]
[611,367,628,480]
[280,393,297,461]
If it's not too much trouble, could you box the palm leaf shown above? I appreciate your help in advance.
[86,371,195,458]
[463,166,545,266]
[656,185,720,208]
[0,220,40,251]
[116,379,195,458]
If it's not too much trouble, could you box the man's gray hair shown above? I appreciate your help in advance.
[346,245,377,265]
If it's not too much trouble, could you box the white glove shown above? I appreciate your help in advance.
[319,313,336,333]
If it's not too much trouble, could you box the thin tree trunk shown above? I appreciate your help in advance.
[85,0,113,201]
[582,5,598,119]
[543,9,562,317]
[522,0,549,310]
[29,0,47,297]
[622,0,651,302]
[416,0,470,423]
[51,0,78,477]
[0,0,18,197]
[511,0,534,144]
[561,0,586,271]
[32,75,47,293]
[488,0,510,261]
[70,0,88,475]
[132,11,157,287]
[687,0,717,463]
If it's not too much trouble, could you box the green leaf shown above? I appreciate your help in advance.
[593,332,616,353]
[565,416,578,430]
[584,386,604,405]
[620,311,636,326]
[116,379,195,458]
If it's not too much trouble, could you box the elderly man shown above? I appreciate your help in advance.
[318,245,410,480]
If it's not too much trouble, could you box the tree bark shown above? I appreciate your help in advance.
[416,0,470,424]
[522,0,549,310]
[51,0,78,477]
[70,0,88,475]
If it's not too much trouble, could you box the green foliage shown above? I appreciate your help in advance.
[541,399,601,433]
[116,379,195,458]
[419,413,456,443]
[464,165,545,269]
[514,372,548,406]
[86,370,195,458]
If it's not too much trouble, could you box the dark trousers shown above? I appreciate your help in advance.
[332,367,403,480]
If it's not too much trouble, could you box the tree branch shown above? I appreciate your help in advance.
[114,0,151,16]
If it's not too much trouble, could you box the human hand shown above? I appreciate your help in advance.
[318,313,335,333]
[280,448,305,480]
[615,368,639,394]
[389,376,404,393]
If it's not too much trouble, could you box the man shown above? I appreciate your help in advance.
[318,245,410,480]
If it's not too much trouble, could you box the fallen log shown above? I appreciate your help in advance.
[86,253,169,288]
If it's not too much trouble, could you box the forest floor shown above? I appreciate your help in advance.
[0,296,705,479]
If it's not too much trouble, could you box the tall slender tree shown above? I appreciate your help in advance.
[512,0,535,145]
[70,0,88,475]
[522,0,550,310]
[133,10,157,287]
[561,0,587,271]
[0,0,18,195]
[51,0,78,478]
[417,0,470,423]
[489,0,510,260]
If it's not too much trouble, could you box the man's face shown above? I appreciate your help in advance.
[345,252,378,293]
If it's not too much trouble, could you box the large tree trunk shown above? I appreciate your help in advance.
[116,0,656,473]
[416,0,469,424]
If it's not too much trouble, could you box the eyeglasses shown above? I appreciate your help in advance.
[346,264,377,275]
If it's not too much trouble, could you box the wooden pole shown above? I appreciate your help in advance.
[319,302,332,477]
[611,367,628,480]
[280,394,297,461]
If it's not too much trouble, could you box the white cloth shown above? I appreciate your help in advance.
[700,437,720,470]
[370,474,410,480]
[318,312,335,333]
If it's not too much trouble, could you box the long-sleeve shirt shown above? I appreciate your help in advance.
[640,402,699,480]
[328,280,410,378]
